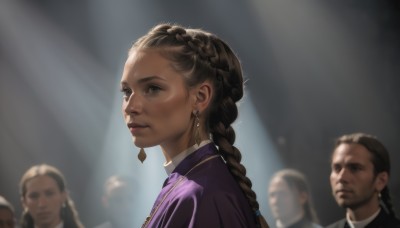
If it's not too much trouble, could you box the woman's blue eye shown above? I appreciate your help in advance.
[147,85,161,94]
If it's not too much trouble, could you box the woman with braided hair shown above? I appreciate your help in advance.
[327,133,400,228]
[120,23,269,227]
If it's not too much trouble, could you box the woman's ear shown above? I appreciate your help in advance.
[192,81,212,113]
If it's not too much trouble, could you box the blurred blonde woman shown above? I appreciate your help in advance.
[19,164,84,228]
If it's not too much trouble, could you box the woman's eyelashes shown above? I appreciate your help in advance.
[120,87,132,99]
[145,84,162,95]
[120,83,163,100]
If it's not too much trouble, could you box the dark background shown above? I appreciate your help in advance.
[1,0,399,227]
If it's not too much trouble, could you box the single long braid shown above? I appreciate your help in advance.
[201,36,269,228]
[206,48,269,227]
[133,23,269,227]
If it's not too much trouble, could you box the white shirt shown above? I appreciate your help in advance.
[346,208,381,228]
[164,140,212,175]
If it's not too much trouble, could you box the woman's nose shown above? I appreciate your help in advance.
[123,93,142,115]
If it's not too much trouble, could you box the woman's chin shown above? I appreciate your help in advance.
[133,140,153,149]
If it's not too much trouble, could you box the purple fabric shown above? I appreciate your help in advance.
[144,143,258,228]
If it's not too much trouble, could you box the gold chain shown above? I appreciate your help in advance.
[142,154,220,228]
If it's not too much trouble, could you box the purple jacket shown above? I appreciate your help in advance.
[143,143,258,228]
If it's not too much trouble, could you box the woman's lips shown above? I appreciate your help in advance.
[127,122,147,134]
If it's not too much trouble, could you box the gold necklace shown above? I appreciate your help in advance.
[142,154,220,228]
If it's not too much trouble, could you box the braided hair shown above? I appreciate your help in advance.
[19,164,84,228]
[131,23,269,228]
[334,133,398,219]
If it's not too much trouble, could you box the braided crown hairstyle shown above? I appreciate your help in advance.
[334,133,398,219]
[131,23,269,227]
[19,164,84,228]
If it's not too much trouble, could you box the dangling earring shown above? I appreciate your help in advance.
[193,110,201,146]
[138,148,147,163]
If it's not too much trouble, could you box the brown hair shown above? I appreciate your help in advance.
[131,23,269,227]
[0,195,16,227]
[334,132,397,219]
[19,164,84,228]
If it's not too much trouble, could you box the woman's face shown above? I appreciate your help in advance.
[121,49,196,160]
[22,175,66,228]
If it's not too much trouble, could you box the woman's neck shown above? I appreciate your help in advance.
[161,131,210,162]
[163,140,212,175]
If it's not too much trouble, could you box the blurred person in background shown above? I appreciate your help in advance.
[327,133,400,228]
[268,169,321,228]
[94,175,137,228]
[19,164,84,228]
[0,195,17,228]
